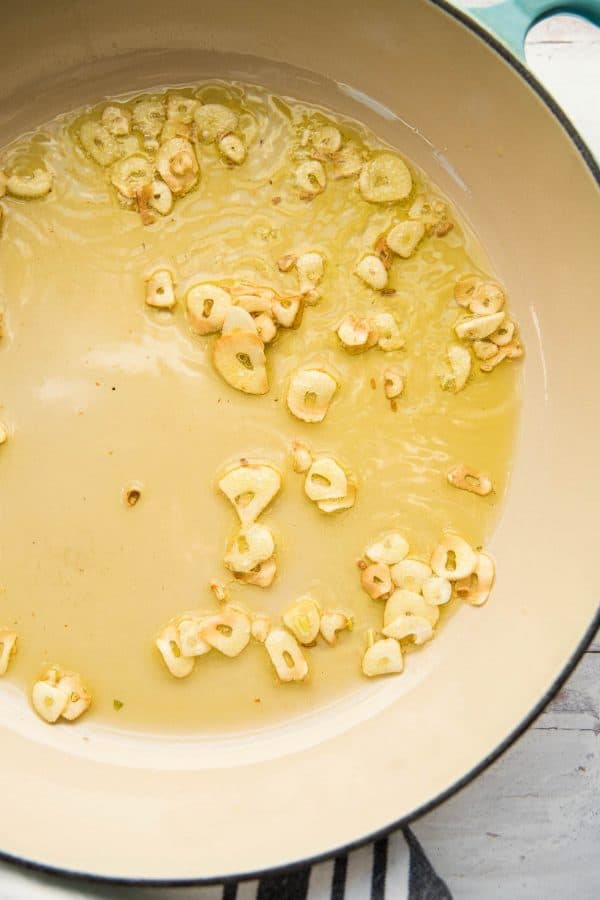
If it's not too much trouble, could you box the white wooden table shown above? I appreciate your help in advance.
[414,18,600,898]
[0,11,597,900]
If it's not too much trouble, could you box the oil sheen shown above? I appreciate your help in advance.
[0,82,520,733]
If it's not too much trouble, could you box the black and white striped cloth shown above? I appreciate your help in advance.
[0,826,452,898]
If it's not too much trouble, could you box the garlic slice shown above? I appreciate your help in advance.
[287,368,338,423]
[237,556,277,588]
[337,314,378,351]
[251,613,272,643]
[57,672,92,722]
[145,269,176,309]
[156,137,199,195]
[320,610,352,645]
[166,94,198,124]
[296,160,326,197]
[384,589,439,631]
[422,576,452,606]
[296,252,325,292]
[265,628,309,682]
[384,368,404,399]
[110,155,152,198]
[272,294,304,328]
[305,457,347,501]
[331,142,363,179]
[291,440,313,473]
[362,636,403,677]
[386,221,425,258]
[194,104,238,143]
[447,463,493,497]
[366,532,409,566]
[383,614,433,645]
[221,306,258,335]
[32,680,69,723]
[224,523,275,573]
[80,122,119,166]
[311,125,342,155]
[218,133,246,164]
[431,534,477,581]
[316,480,356,513]
[283,595,322,645]
[156,624,195,678]
[132,98,166,142]
[374,313,403,352]
[218,463,282,526]
[455,552,495,606]
[441,343,472,392]
[199,606,251,657]
[6,168,53,199]
[213,332,269,394]
[361,562,393,600]
[469,281,505,316]
[177,614,212,657]
[390,559,432,592]
[454,275,482,307]
[355,255,388,290]
[102,105,131,136]
[187,283,233,335]
[359,153,412,203]
[454,312,505,342]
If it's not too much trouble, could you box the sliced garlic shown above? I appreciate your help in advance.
[455,552,495,606]
[296,252,325,292]
[422,576,452,606]
[254,313,277,343]
[194,104,238,143]
[272,294,304,328]
[283,595,322,645]
[454,275,482,307]
[145,269,176,310]
[366,532,409,566]
[362,636,403,677]
[355,254,388,291]
[199,606,251,657]
[295,160,326,197]
[177,615,212,657]
[384,368,404,399]
[431,534,477,581]
[79,121,118,166]
[6,168,53,199]
[187,283,233,335]
[374,313,404,351]
[132,97,166,142]
[320,610,352,645]
[224,523,275,573]
[209,580,228,604]
[102,105,131,136]
[31,680,69,723]
[359,153,412,203]
[441,343,472,392]
[265,628,308,682]
[213,332,269,394]
[454,312,505,342]
[316,480,357,513]
[237,556,277,588]
[390,559,432,592]
[137,179,173,220]
[469,281,505,316]
[218,463,282,526]
[166,94,198,125]
[251,613,271,643]
[277,253,297,273]
[336,314,377,351]
[0,630,17,676]
[480,341,523,371]
[384,589,439,629]
[331,142,363,179]
[156,624,195,678]
[361,562,392,600]
[287,368,337,423]
[221,306,258,335]
[57,672,92,721]
[305,457,347,502]
[447,463,493,497]
[218,133,246,164]
[490,320,515,346]
[311,125,342,155]
[383,614,433,645]
[232,283,275,314]
[472,340,497,360]
[110,155,152,198]
[386,221,425,258]
[156,137,199,195]
[291,440,313,473]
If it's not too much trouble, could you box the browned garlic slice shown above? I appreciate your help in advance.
[361,562,393,600]
[359,153,412,203]
[218,462,282,526]
[320,610,352,645]
[296,160,326,197]
[0,630,17,676]
[186,283,233,335]
[441,343,472,392]
[305,457,347,502]
[366,532,409,566]
[390,559,432,592]
[455,552,496,606]
[384,368,404,399]
[431,534,477,581]
[472,340,497,361]
[138,179,173,218]
[224,523,275,573]
[355,254,388,290]
[422,576,452,606]
[386,221,425,258]
[336,314,378,351]
[290,440,313,473]
[199,606,251,657]
[272,294,304,328]
[177,614,212,658]
[156,624,195,678]
[209,580,228,604]
[221,306,258,335]
[287,368,338,423]
[283,595,322,645]
[265,628,309,682]
[362,635,403,677]
[237,556,277,588]
[469,281,505,316]
[213,332,268,394]
[454,312,505,342]
[383,589,438,648]
[145,269,176,309]
[447,464,493,497]
[331,142,363,179]
[454,275,482,307]
[490,320,515,346]
[480,340,523,371]
[110,155,152,198]
[194,103,238,143]
[156,137,199,194]
[102,105,131,136]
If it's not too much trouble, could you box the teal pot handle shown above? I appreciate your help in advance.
[453,0,600,61]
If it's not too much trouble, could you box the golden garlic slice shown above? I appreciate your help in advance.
[110,155,152,198]
[290,440,313,473]
[320,610,352,645]
[166,94,198,124]
[361,562,393,600]
[469,281,505,316]
[156,624,195,678]
[145,269,176,309]
[251,613,272,643]
[57,672,92,722]
[362,636,403,677]
[316,480,356,513]
[224,523,275,573]
[177,614,212,658]
[422,576,452,606]
[336,314,377,351]
[490,320,515,346]
[480,340,523,371]
[311,125,342,155]
[221,306,258,335]
[355,254,388,290]
[295,160,326,197]
[384,589,439,628]
[156,137,199,195]
[218,133,246,164]
[232,283,275,314]
[366,532,409,566]
[287,368,338,423]
[138,179,173,218]
[386,221,425,258]
[237,556,277,588]
[199,606,251,657]
[187,283,233,335]
[359,153,412,203]
[455,552,496,606]
[80,121,119,166]
[283,595,322,645]
[454,312,505,342]
[213,332,269,394]
[383,614,433,645]
[194,103,238,143]
[454,275,482,307]
[472,340,497,361]
[374,313,403,351]
[305,457,347,501]
[7,168,53,199]
[331,142,363,179]
[390,559,432,592]
[132,97,166,142]
[31,679,69,723]
[441,343,472,392]
[272,294,304,328]
[447,463,493,497]
[265,628,309,682]
[0,630,17,676]
[430,534,477,581]
[384,368,404,399]
[218,463,282,526]
[296,252,325,292]
[102,105,131,136]
[254,313,277,344]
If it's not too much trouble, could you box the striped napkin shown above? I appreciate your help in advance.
[0,828,451,899]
